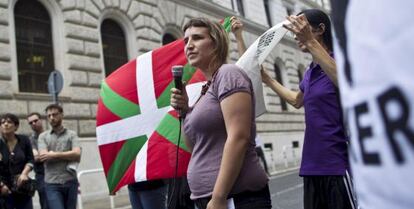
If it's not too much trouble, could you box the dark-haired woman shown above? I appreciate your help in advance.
[232,9,357,209]
[265,10,357,209]
[0,113,34,209]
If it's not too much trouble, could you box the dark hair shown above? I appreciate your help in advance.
[0,113,20,127]
[183,17,229,70]
[45,104,63,113]
[299,9,333,51]
[27,112,41,119]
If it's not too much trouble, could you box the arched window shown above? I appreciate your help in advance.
[233,0,245,16]
[101,19,128,77]
[264,0,272,27]
[297,67,304,82]
[274,64,288,111]
[14,0,54,93]
[162,33,177,46]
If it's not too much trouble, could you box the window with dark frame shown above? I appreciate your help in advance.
[14,0,54,93]
[162,33,177,46]
[274,64,288,111]
[236,0,245,16]
[286,7,293,16]
[264,0,272,27]
[298,69,303,82]
[101,19,128,77]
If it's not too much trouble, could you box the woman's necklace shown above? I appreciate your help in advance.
[195,69,219,104]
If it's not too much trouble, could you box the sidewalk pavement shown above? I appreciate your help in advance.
[82,193,131,209]
[79,167,301,209]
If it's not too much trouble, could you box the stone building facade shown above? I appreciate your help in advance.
[0,0,329,204]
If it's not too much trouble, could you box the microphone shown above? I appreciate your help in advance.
[172,65,183,91]
[171,65,184,119]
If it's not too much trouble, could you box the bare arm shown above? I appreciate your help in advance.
[231,16,303,108]
[261,68,304,108]
[17,164,33,186]
[207,92,252,209]
[39,147,81,162]
[231,16,247,57]
[304,39,337,86]
[32,149,42,163]
[285,15,338,86]
[21,164,32,176]
[51,147,81,161]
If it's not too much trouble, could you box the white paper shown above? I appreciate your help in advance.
[236,20,288,117]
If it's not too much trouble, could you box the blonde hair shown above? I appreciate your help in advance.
[183,17,229,70]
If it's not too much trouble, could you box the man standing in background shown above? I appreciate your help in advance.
[38,104,81,209]
[27,112,48,209]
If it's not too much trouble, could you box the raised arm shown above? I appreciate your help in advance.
[231,16,304,109]
[208,92,252,209]
[261,68,304,109]
[230,16,247,56]
[284,15,338,86]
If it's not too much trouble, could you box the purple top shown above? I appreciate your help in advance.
[299,61,349,176]
[183,64,268,199]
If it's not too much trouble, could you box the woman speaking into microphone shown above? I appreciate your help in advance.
[170,18,271,209]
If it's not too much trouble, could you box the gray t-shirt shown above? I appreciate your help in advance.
[183,64,268,199]
[38,128,80,184]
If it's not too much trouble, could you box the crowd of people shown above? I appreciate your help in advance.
[0,104,81,209]
[1,2,413,209]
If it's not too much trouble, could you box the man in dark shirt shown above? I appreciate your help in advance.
[27,112,48,209]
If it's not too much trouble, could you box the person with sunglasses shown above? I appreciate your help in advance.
[26,113,48,209]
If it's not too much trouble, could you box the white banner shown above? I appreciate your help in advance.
[236,20,289,117]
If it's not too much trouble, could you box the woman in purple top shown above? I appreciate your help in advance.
[170,18,270,209]
[232,10,358,209]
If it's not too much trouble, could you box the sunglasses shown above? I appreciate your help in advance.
[1,119,15,125]
[28,119,39,125]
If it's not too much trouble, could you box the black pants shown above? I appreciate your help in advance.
[167,177,194,209]
[194,185,272,209]
[303,175,357,209]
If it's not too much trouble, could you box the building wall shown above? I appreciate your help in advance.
[0,0,328,203]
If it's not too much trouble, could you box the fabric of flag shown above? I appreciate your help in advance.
[96,40,206,194]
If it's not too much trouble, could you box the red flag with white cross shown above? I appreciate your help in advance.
[96,39,206,194]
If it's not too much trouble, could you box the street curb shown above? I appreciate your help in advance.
[269,167,300,180]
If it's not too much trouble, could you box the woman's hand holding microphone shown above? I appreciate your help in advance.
[170,82,189,118]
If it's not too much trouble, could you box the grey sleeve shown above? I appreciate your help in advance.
[37,133,47,151]
[215,66,252,102]
[70,131,81,149]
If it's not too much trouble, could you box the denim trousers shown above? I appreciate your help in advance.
[45,179,78,209]
[194,185,272,209]
[128,184,167,209]
[35,174,48,209]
